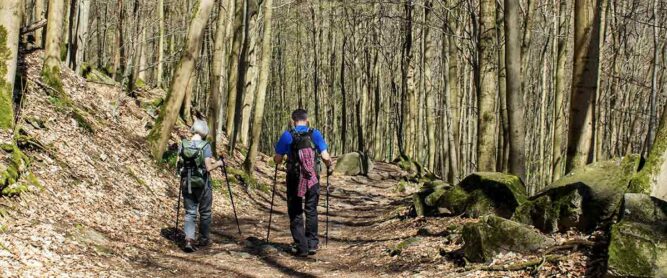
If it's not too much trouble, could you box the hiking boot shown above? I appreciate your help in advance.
[308,249,317,255]
[197,238,210,248]
[184,239,197,253]
[289,244,308,257]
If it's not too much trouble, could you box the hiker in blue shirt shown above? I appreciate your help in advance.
[274,109,333,257]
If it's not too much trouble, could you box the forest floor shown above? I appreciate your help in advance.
[0,50,599,277]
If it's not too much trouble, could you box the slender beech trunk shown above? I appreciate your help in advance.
[243,0,272,173]
[147,0,214,160]
[504,0,525,179]
[423,1,436,169]
[566,0,601,172]
[224,0,244,137]
[477,0,498,171]
[646,0,659,153]
[0,0,22,137]
[156,0,164,88]
[42,0,66,92]
[552,0,569,180]
[240,0,259,146]
[207,1,228,154]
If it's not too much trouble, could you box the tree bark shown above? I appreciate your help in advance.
[147,0,214,160]
[207,0,228,154]
[477,0,499,171]
[224,0,244,137]
[552,0,569,180]
[156,0,164,88]
[566,0,601,172]
[244,0,273,173]
[0,0,22,136]
[42,0,66,92]
[504,0,525,179]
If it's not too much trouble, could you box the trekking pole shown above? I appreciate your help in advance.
[326,169,330,247]
[221,158,243,236]
[266,165,278,242]
[174,153,182,234]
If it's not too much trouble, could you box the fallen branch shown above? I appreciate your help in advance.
[544,239,594,255]
[20,19,47,35]
[472,255,567,272]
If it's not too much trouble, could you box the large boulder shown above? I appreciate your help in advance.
[513,155,640,233]
[463,215,555,263]
[628,108,667,199]
[607,194,667,277]
[431,172,527,218]
[333,152,374,176]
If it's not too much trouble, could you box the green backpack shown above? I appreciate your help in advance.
[179,140,209,193]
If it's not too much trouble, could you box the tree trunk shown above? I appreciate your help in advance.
[224,0,244,137]
[34,0,45,48]
[42,0,66,92]
[504,0,525,179]
[566,0,601,172]
[0,0,22,136]
[423,1,436,169]
[147,0,214,160]
[207,0,228,154]
[552,0,569,180]
[646,0,659,154]
[240,0,259,146]
[156,0,164,88]
[243,0,273,174]
[477,0,498,171]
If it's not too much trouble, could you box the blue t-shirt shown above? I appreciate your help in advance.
[275,125,328,155]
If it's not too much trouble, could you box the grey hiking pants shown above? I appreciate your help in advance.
[182,184,212,242]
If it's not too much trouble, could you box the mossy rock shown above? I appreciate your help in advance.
[607,194,667,277]
[462,215,555,263]
[629,110,667,197]
[607,193,667,277]
[334,152,374,176]
[1,143,30,196]
[423,183,452,207]
[413,186,436,217]
[436,185,470,214]
[393,155,424,179]
[514,155,640,233]
[419,173,526,219]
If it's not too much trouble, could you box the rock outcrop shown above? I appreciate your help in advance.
[463,215,555,263]
[513,155,640,233]
[334,152,374,176]
[607,193,667,277]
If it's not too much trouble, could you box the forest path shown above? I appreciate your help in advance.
[136,163,409,278]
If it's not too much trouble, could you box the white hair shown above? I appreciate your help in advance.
[191,119,209,137]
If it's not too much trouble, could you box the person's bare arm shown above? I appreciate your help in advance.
[321,150,332,167]
[205,157,223,172]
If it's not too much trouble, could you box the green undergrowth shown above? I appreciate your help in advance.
[42,65,95,134]
[388,237,420,256]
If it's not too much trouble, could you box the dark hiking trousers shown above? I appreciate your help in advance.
[182,184,213,242]
[286,173,320,253]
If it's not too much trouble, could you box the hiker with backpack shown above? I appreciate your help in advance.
[274,109,334,257]
[177,119,223,252]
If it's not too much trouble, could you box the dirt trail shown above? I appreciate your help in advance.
[133,163,411,278]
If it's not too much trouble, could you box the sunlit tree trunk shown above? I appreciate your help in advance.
[243,0,273,174]
[156,0,164,88]
[566,0,601,172]
[207,0,228,153]
[0,0,22,138]
[42,0,66,92]
[552,0,569,181]
[477,0,498,171]
[147,0,214,159]
[224,0,244,137]
[423,1,436,169]
[504,0,524,179]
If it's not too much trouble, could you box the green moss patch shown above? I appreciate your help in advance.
[0,26,14,131]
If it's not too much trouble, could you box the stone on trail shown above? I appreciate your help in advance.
[607,193,667,277]
[333,152,374,176]
[513,155,640,233]
[462,215,555,263]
